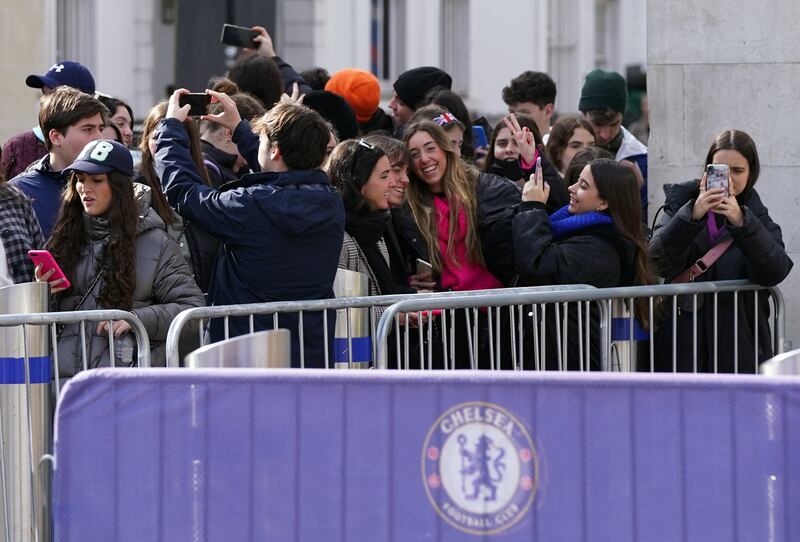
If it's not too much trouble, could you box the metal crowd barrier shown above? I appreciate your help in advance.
[375,280,784,372]
[164,285,597,368]
[0,282,151,542]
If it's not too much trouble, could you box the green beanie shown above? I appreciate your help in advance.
[579,69,628,113]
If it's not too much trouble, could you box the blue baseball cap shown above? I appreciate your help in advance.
[66,140,134,178]
[26,61,96,95]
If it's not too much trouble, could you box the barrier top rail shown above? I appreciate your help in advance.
[0,309,151,368]
[374,280,785,369]
[165,284,597,367]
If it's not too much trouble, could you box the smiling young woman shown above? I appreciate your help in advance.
[512,158,654,369]
[403,120,521,367]
[326,138,417,298]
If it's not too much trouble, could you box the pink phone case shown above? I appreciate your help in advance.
[28,250,71,290]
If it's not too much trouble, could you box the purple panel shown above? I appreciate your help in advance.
[52,370,800,542]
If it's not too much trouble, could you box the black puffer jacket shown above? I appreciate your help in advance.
[649,180,792,373]
[512,201,638,369]
[486,155,568,214]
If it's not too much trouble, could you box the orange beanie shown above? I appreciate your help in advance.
[325,68,381,123]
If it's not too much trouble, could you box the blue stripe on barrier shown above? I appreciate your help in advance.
[610,318,648,341]
[0,357,52,384]
[334,337,372,363]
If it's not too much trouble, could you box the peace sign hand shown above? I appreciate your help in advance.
[503,113,536,164]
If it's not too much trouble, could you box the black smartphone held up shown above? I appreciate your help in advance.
[179,93,211,117]
[220,23,258,48]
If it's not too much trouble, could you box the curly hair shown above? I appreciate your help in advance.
[47,171,138,310]
[501,71,556,108]
[546,115,597,174]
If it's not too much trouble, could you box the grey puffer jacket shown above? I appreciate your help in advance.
[56,184,205,376]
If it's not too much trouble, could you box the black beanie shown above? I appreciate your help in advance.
[393,67,452,110]
[302,90,360,140]
[578,69,628,113]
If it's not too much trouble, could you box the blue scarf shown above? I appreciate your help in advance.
[548,205,614,239]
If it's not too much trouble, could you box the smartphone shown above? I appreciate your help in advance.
[705,163,730,196]
[28,250,71,290]
[179,93,211,117]
[416,258,433,276]
[220,23,258,48]
[472,125,489,149]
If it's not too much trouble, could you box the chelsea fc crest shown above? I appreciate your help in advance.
[422,401,539,535]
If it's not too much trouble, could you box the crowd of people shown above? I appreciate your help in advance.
[0,26,792,374]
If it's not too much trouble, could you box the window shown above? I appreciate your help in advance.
[371,0,406,81]
[440,0,469,94]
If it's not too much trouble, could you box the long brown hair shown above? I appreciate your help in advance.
[546,115,596,173]
[139,101,211,225]
[403,120,483,274]
[48,171,138,310]
[590,159,657,328]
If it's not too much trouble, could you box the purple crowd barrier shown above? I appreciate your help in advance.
[53,369,800,541]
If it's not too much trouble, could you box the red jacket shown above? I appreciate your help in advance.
[1,130,47,181]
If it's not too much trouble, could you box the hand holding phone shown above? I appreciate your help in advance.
[416,258,433,276]
[220,24,259,48]
[178,93,212,117]
[705,164,730,197]
[29,250,70,292]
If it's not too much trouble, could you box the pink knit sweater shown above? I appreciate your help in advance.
[434,195,502,292]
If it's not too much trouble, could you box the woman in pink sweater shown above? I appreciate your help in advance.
[403,120,520,367]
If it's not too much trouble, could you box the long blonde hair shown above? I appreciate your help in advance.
[403,120,483,273]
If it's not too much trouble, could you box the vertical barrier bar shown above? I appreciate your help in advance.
[554,303,563,371]
[577,302,583,372]
[417,312,424,370]
[734,292,739,374]
[440,309,448,371]
[713,293,718,373]
[531,305,540,371]
[494,307,501,368]
[672,296,678,373]
[628,298,635,372]
[108,320,116,368]
[487,307,495,371]
[464,309,475,370]
[472,308,479,369]
[403,313,410,370]
[541,304,547,370]
[346,308,353,367]
[517,306,524,371]
[449,309,456,370]
[692,295,698,373]
[649,297,654,372]
[298,311,305,369]
[80,321,88,372]
[224,316,230,340]
[249,314,254,334]
[426,311,433,371]
[585,301,591,371]
[754,290,759,373]
[323,310,330,369]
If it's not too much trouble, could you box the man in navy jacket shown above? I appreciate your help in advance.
[155,90,345,367]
